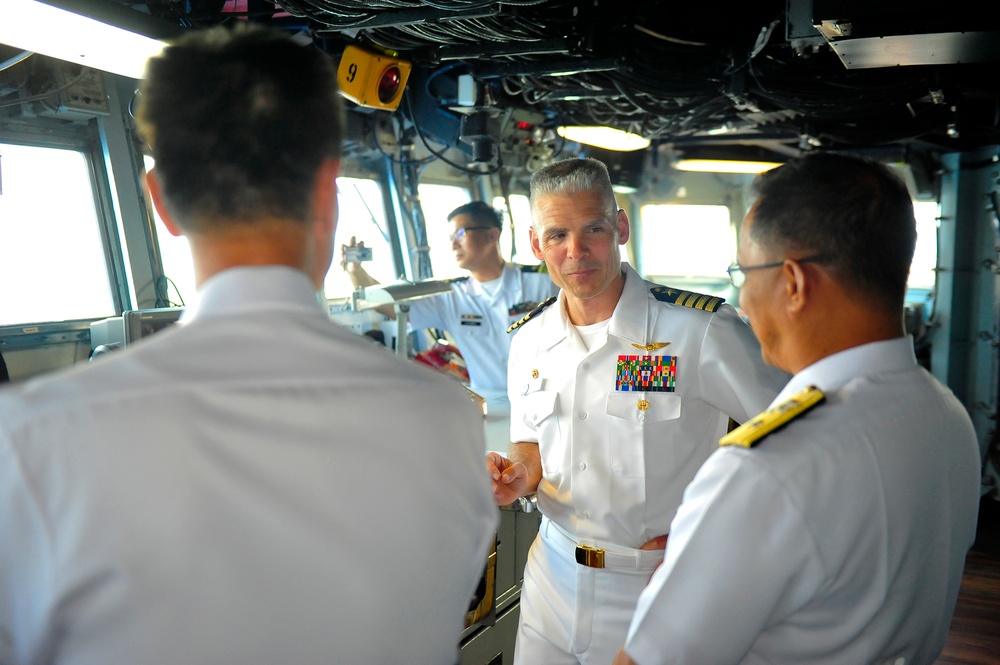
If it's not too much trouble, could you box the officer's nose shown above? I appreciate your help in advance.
[566,232,588,259]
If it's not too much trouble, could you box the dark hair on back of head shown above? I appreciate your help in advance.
[136,23,344,231]
[448,200,503,229]
[749,152,917,310]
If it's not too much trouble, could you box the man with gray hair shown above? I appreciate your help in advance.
[487,157,788,664]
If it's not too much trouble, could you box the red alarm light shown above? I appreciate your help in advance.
[378,66,402,105]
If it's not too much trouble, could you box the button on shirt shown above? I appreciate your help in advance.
[624,337,982,665]
[508,263,789,549]
[408,263,557,406]
[0,266,498,665]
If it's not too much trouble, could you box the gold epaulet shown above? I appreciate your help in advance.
[650,286,725,312]
[507,296,557,333]
[719,386,826,448]
[520,263,548,274]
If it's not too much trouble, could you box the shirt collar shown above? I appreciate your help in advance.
[533,262,641,350]
[182,266,327,322]
[773,336,918,406]
[607,263,649,346]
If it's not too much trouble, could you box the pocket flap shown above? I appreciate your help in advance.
[606,392,681,423]
[524,390,558,426]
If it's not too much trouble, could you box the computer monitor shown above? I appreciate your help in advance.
[122,307,184,344]
[90,307,184,360]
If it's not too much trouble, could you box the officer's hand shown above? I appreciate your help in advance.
[340,236,365,272]
[486,452,529,506]
[612,648,638,665]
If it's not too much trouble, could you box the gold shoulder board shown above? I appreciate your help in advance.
[507,296,557,334]
[520,263,548,274]
[719,386,826,449]
[650,286,725,312]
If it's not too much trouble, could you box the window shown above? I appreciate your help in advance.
[143,155,195,306]
[0,142,114,325]
[638,204,732,281]
[492,194,542,265]
[326,177,394,297]
[418,183,472,280]
[143,161,393,301]
[909,200,938,290]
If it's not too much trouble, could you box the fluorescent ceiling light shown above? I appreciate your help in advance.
[557,126,651,152]
[673,159,781,174]
[0,0,167,80]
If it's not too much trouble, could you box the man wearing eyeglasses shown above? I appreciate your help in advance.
[344,200,557,449]
[487,157,789,665]
[615,154,981,665]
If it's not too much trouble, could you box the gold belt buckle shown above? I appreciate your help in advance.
[575,544,606,568]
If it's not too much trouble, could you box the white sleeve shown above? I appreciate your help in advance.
[405,292,446,331]
[699,305,790,422]
[624,449,824,665]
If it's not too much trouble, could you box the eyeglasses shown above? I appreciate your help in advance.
[726,255,830,288]
[449,226,494,242]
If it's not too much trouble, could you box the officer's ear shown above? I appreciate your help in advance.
[529,226,544,261]
[615,208,630,245]
[782,259,810,315]
[145,168,182,237]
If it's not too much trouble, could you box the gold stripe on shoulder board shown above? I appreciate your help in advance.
[719,386,826,449]
[650,286,725,312]
[507,296,557,334]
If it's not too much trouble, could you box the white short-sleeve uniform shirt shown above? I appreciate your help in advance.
[508,263,789,547]
[624,337,982,665]
[408,262,557,405]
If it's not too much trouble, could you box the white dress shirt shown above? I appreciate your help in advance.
[0,266,498,665]
[625,337,982,665]
[409,262,557,405]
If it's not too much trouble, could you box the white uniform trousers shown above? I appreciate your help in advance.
[514,517,664,665]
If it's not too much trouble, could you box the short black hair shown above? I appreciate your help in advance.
[447,201,503,230]
[749,153,917,310]
[136,24,344,230]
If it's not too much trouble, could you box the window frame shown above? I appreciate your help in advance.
[0,119,130,327]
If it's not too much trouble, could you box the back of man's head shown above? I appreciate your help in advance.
[750,153,917,311]
[448,201,503,230]
[136,24,344,231]
[528,157,618,228]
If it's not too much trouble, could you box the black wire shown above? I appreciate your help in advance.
[403,92,502,176]
[372,115,436,165]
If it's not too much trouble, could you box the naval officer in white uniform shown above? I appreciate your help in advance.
[345,200,557,449]
[0,25,498,665]
[488,157,789,664]
[615,153,982,665]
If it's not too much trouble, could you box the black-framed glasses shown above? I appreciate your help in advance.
[449,226,494,242]
[726,255,830,288]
